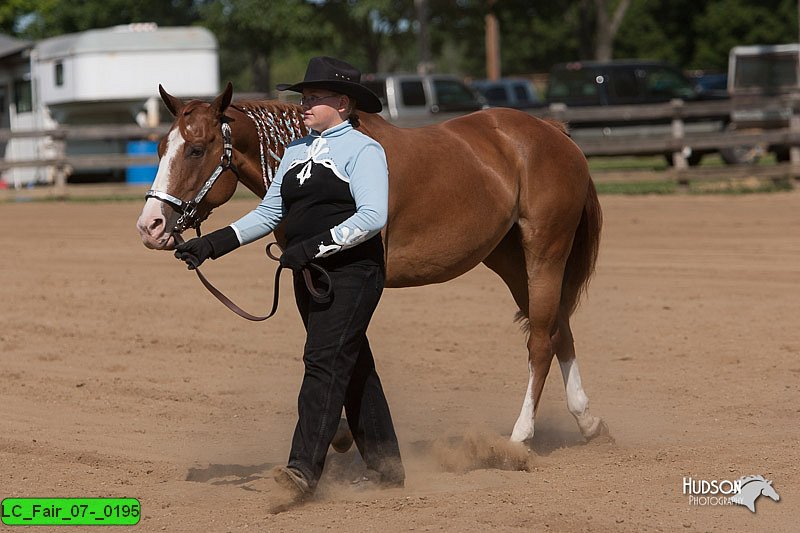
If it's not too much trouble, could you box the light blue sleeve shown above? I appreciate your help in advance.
[313,142,388,257]
[305,141,388,259]
[229,156,287,245]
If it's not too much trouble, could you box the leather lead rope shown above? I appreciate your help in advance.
[174,233,333,322]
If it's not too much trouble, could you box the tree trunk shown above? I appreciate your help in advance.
[578,0,594,59]
[415,0,431,74]
[485,10,500,80]
[252,52,271,95]
[361,18,381,74]
[593,0,631,61]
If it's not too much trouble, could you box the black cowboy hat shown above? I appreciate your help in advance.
[276,56,382,114]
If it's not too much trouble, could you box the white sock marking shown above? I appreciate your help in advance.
[559,358,589,417]
[559,358,598,435]
[510,363,536,442]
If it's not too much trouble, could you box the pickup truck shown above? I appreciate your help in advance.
[361,73,486,125]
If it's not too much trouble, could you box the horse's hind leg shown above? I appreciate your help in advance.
[484,224,605,443]
[498,218,573,443]
[510,258,564,442]
[481,227,540,442]
[482,226,529,314]
[553,313,609,440]
[484,224,569,443]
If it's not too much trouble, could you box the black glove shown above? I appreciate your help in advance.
[280,231,344,271]
[174,236,212,270]
[279,240,316,271]
[174,226,240,270]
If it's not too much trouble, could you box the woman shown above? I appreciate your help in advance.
[174,56,404,508]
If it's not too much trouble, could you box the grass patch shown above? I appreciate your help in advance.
[595,180,677,195]
[588,155,668,172]
[688,176,795,194]
[595,176,795,195]
[587,152,780,172]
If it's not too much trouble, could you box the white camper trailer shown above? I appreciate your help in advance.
[0,33,38,187]
[2,24,219,187]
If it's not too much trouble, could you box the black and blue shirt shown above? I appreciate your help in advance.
[231,120,388,266]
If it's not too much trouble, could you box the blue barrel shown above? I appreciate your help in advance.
[126,140,159,184]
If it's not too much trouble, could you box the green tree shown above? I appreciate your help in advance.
[614,0,798,71]
[5,0,800,92]
[7,0,201,39]
[693,0,798,70]
[200,0,323,94]
[614,0,705,66]
[0,0,34,35]
[495,1,583,73]
[315,0,416,73]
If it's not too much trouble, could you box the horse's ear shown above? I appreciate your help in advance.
[210,82,233,117]
[159,84,185,117]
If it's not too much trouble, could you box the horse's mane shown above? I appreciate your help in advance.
[230,100,307,187]
[233,99,297,113]
[739,475,767,486]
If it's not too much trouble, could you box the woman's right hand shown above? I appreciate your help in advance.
[174,237,213,270]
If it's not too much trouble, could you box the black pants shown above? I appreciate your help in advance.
[288,263,404,489]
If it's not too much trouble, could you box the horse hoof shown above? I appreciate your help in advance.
[584,419,613,443]
[331,418,354,453]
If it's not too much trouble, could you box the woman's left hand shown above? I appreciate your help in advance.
[280,242,314,270]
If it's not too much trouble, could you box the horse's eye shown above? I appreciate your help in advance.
[189,145,205,157]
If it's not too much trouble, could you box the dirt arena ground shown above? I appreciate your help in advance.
[1,190,798,531]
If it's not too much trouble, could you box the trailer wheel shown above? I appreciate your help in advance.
[664,151,703,167]
[720,145,764,165]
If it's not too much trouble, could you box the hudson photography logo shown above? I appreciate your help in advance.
[682,475,781,512]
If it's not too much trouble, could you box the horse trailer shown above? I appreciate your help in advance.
[1,24,220,187]
[725,43,800,163]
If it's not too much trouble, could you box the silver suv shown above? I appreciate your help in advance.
[361,73,486,123]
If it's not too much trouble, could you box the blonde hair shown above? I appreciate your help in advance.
[343,94,360,127]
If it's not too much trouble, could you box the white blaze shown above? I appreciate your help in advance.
[152,127,185,192]
[136,128,186,248]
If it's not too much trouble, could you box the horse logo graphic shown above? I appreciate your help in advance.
[288,137,348,186]
[729,475,780,512]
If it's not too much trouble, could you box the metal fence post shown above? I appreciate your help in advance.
[51,131,67,198]
[789,94,800,184]
[670,99,689,189]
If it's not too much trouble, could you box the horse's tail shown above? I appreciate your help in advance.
[560,179,602,316]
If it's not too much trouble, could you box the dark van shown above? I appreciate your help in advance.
[546,60,728,164]
[547,60,699,106]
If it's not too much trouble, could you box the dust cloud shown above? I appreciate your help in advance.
[431,429,533,473]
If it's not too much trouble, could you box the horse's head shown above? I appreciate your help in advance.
[136,82,240,250]
[762,480,780,502]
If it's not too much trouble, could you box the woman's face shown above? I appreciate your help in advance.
[300,89,347,132]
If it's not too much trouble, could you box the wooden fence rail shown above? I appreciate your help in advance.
[2,94,800,193]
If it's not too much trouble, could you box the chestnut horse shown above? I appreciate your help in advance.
[136,83,608,444]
